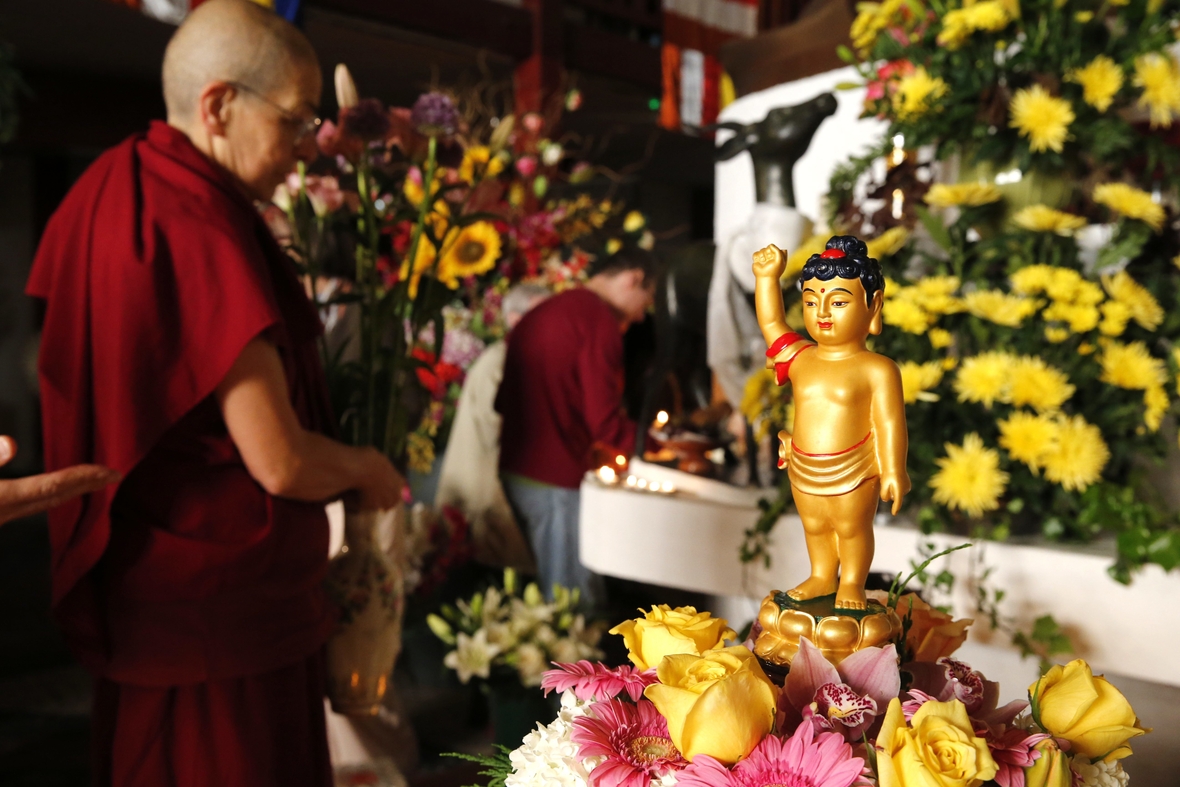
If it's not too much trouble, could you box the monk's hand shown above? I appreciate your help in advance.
[752,244,787,280]
[0,437,121,526]
[879,471,912,516]
[354,447,405,512]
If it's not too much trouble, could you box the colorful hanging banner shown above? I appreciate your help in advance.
[661,0,757,130]
[110,0,301,25]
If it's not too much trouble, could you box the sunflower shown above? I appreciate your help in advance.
[998,411,1058,471]
[458,145,506,184]
[1008,356,1075,413]
[1133,52,1180,128]
[900,361,944,404]
[1101,271,1165,330]
[892,68,950,120]
[1144,385,1170,432]
[1009,85,1075,153]
[963,290,1039,327]
[1099,301,1133,337]
[1099,340,1168,390]
[882,298,934,334]
[924,183,1003,208]
[1068,55,1124,113]
[866,226,911,258]
[1041,415,1109,491]
[1092,182,1166,232]
[955,351,1016,408]
[1011,205,1087,234]
[929,433,1009,517]
[399,236,437,299]
[438,222,502,288]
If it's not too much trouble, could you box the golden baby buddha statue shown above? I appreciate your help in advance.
[750,235,910,668]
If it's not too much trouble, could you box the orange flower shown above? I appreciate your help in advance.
[869,591,973,662]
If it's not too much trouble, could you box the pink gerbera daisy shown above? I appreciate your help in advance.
[571,699,687,787]
[541,661,657,702]
[675,719,864,787]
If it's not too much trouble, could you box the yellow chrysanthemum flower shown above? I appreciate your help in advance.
[883,298,934,334]
[900,361,945,404]
[850,0,906,54]
[955,351,1016,408]
[1092,182,1166,232]
[1068,55,1124,113]
[458,146,505,184]
[1009,85,1075,153]
[785,234,829,279]
[928,327,953,349]
[998,411,1058,471]
[1101,271,1165,330]
[1041,415,1109,491]
[1100,340,1168,391]
[925,183,1004,208]
[399,236,437,299]
[893,68,950,120]
[1011,205,1087,234]
[1133,52,1180,128]
[930,433,1009,517]
[438,221,502,288]
[914,275,962,298]
[1010,264,1056,296]
[911,276,966,315]
[963,290,1040,327]
[1043,301,1100,333]
[1045,326,1070,343]
[1099,300,1133,337]
[866,226,911,258]
[1144,385,1170,432]
[1008,356,1076,413]
[937,0,1013,50]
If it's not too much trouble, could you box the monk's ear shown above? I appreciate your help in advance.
[868,288,884,335]
[197,81,234,139]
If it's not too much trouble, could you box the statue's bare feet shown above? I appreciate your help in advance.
[834,585,867,610]
[786,576,837,601]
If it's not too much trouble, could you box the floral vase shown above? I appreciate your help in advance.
[326,507,407,715]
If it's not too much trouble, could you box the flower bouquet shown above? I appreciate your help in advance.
[459,597,1148,787]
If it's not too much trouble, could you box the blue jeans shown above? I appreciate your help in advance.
[501,474,603,611]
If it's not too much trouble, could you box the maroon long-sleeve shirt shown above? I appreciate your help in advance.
[496,288,637,489]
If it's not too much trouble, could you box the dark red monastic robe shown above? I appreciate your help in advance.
[27,121,335,786]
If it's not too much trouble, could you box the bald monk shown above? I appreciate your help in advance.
[26,2,402,785]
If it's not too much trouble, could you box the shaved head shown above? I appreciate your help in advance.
[163,0,319,124]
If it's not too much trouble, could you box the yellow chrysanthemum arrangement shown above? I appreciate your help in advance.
[1011,205,1086,235]
[1092,182,1166,232]
[929,433,1009,517]
[1009,85,1075,153]
[892,68,950,120]
[924,183,1003,208]
[1133,52,1180,128]
[1068,55,1124,113]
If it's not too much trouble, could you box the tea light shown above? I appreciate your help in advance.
[596,465,618,485]
[636,478,648,490]
[625,475,638,488]
[654,410,669,428]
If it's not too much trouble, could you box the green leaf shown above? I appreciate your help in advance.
[915,205,954,252]
[836,45,857,64]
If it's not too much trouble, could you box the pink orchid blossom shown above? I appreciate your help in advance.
[571,699,686,787]
[987,726,1050,787]
[781,638,900,740]
[541,661,657,702]
[905,657,1026,727]
[675,718,864,787]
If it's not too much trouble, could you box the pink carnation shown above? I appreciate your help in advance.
[541,661,656,702]
[571,699,686,787]
[675,719,864,787]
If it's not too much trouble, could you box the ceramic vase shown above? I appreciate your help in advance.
[325,506,406,715]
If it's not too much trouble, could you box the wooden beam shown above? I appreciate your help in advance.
[308,0,534,60]
[565,23,661,90]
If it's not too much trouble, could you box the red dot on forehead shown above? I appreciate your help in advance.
[821,288,825,292]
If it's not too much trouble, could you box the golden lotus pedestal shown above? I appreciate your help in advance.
[753,591,902,673]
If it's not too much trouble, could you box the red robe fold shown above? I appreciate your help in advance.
[27,121,336,687]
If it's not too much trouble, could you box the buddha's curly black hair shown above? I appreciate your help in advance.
[798,235,883,307]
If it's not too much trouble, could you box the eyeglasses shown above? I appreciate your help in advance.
[227,81,322,143]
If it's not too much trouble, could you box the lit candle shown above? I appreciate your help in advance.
[597,465,618,485]
[625,475,638,488]
[637,478,648,490]
[655,410,669,428]
[615,454,627,467]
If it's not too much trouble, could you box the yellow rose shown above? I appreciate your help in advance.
[1030,659,1148,761]
[877,698,998,787]
[609,605,735,671]
[1024,739,1071,787]
[644,646,776,765]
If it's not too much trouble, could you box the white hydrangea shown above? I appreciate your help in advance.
[505,691,597,787]
[1071,755,1130,787]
